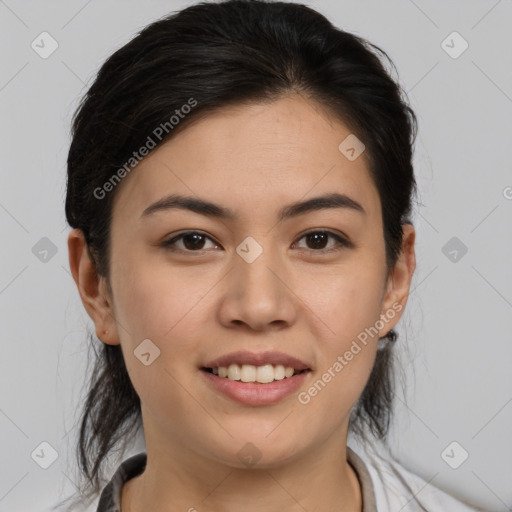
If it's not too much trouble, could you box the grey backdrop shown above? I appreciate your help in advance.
[0,1,511,511]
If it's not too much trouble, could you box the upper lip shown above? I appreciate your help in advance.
[203,350,311,371]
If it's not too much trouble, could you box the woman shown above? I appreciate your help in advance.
[61,1,485,510]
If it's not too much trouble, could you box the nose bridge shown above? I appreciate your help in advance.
[222,233,296,328]
[234,233,282,297]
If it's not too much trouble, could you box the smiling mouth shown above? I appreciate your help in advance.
[202,364,311,384]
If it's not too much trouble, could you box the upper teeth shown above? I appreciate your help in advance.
[212,364,297,383]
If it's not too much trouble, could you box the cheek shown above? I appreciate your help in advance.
[113,255,208,343]
[299,286,381,422]
[112,255,225,372]
[113,263,207,426]
[304,261,384,399]
[316,261,386,342]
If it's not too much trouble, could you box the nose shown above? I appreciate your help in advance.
[217,243,298,332]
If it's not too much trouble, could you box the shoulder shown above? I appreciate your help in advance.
[96,452,147,512]
[348,438,485,512]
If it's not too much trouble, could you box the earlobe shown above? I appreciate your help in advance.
[379,224,416,337]
[67,228,120,345]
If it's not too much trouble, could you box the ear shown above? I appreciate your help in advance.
[378,223,416,337]
[67,228,120,346]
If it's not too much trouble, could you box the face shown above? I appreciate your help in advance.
[70,93,415,469]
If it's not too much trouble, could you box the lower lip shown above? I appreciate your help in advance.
[200,369,311,406]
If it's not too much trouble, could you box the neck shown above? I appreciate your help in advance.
[121,437,362,512]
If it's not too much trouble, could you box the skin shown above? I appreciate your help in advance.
[68,93,415,512]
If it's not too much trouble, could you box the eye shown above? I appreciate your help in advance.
[161,229,351,254]
[161,231,219,252]
[293,230,352,253]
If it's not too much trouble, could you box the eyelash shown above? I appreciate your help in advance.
[160,230,352,255]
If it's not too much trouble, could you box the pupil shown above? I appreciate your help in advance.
[184,234,205,250]
[308,233,327,249]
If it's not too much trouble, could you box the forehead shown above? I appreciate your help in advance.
[111,95,381,224]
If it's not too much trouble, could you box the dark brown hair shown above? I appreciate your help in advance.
[60,0,418,508]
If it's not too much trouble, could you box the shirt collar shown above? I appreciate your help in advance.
[96,448,377,512]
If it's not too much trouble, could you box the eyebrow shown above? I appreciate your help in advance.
[140,192,365,221]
